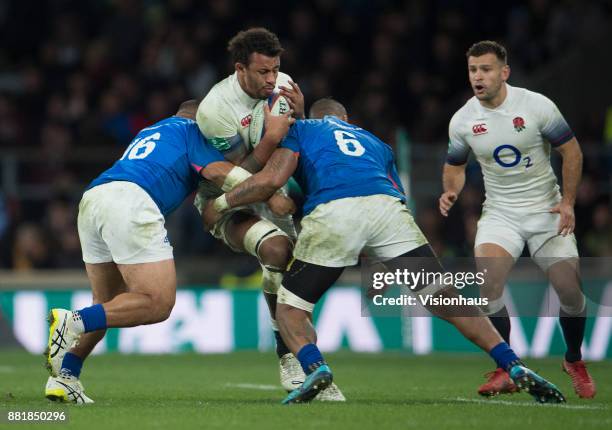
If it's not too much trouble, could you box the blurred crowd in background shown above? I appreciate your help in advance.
[0,0,610,271]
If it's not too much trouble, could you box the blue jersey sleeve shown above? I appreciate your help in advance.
[387,152,406,195]
[187,130,225,174]
[279,124,300,153]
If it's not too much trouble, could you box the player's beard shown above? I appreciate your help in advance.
[240,75,266,100]
[476,81,502,102]
[253,88,272,100]
[258,84,274,99]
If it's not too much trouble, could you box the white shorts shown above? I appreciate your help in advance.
[294,195,428,267]
[475,207,578,269]
[78,181,173,264]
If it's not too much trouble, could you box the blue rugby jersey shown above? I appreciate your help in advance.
[280,116,405,215]
[88,117,224,216]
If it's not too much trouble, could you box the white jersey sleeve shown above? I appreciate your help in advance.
[533,93,574,147]
[196,83,245,157]
[446,111,472,165]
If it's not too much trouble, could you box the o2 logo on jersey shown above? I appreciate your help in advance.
[334,130,365,157]
[120,132,160,160]
[493,144,532,169]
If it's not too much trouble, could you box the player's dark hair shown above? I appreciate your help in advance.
[309,97,347,119]
[466,41,507,64]
[228,28,284,65]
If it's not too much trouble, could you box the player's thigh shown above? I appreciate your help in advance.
[84,262,127,304]
[527,212,579,272]
[278,259,344,313]
[384,244,443,288]
[474,242,516,301]
[384,244,453,297]
[383,245,481,317]
[293,199,367,267]
[117,259,177,316]
[223,211,292,262]
[474,210,521,296]
[362,195,428,261]
[474,209,524,259]
[223,211,260,253]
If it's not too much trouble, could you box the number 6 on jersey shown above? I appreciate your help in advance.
[120,132,160,160]
[334,130,365,157]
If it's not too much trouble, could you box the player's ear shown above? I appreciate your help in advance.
[342,115,349,122]
[501,64,510,82]
[235,62,245,73]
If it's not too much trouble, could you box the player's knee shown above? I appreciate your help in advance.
[258,236,292,270]
[159,302,175,322]
[276,303,308,324]
[147,293,175,323]
[559,291,586,316]
[92,290,119,305]
[159,295,175,322]
[480,296,505,316]
[262,268,283,294]
[149,304,173,324]
[243,220,291,263]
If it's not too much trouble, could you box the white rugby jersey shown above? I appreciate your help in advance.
[196,71,292,161]
[447,84,574,211]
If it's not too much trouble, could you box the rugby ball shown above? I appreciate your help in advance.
[248,90,291,147]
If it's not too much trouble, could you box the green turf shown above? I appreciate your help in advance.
[0,350,610,429]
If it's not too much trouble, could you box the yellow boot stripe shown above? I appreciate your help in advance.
[45,388,68,402]
[46,310,59,371]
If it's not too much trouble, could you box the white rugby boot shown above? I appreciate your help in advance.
[45,309,84,376]
[316,381,347,401]
[280,353,305,392]
[279,353,346,401]
[45,372,94,404]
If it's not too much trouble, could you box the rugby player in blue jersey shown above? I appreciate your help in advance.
[206,98,566,405]
[44,100,295,403]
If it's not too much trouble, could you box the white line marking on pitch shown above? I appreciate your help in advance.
[0,366,14,373]
[452,397,606,410]
[225,383,279,391]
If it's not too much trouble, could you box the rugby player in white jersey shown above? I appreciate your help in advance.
[194,28,344,400]
[439,41,595,398]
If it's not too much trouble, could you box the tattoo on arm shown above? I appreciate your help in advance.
[239,152,263,173]
[239,132,284,173]
[226,149,297,207]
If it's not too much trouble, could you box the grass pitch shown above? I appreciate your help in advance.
[0,351,610,429]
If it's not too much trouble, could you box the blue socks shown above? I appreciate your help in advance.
[296,344,326,375]
[77,304,107,333]
[61,352,83,378]
[489,342,521,371]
